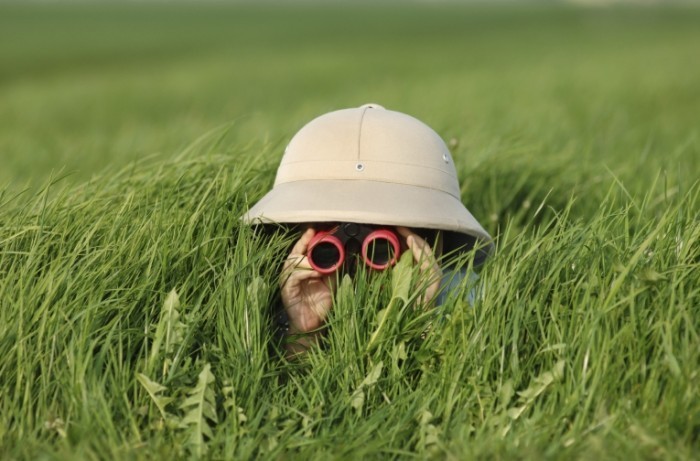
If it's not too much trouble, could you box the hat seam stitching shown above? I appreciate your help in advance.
[357,106,369,163]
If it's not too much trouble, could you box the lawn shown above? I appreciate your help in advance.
[0,2,698,459]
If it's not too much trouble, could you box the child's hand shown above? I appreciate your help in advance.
[280,228,334,339]
[396,227,443,306]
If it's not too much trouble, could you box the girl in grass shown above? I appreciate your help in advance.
[242,104,492,355]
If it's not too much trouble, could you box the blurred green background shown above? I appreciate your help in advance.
[1,2,698,193]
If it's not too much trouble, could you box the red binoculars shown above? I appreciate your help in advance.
[307,223,402,275]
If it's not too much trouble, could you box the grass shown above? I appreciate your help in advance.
[0,2,699,460]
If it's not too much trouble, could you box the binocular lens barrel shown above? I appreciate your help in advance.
[307,228,400,274]
[362,230,400,270]
[364,238,394,266]
[309,241,342,270]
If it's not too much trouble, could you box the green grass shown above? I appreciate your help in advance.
[1,3,699,460]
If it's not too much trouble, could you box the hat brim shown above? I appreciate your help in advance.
[242,179,493,260]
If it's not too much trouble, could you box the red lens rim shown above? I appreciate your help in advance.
[361,230,400,270]
[307,232,345,274]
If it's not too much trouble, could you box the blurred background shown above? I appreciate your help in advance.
[1,1,699,192]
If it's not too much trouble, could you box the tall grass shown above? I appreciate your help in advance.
[1,130,697,458]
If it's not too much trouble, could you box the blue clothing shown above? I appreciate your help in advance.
[435,268,478,306]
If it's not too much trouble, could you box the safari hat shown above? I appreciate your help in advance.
[243,104,493,264]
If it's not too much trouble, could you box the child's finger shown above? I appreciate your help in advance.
[405,230,435,265]
[282,228,317,280]
[395,226,414,248]
[284,254,312,271]
[290,268,324,282]
[290,227,316,256]
[397,227,443,306]
[280,255,315,288]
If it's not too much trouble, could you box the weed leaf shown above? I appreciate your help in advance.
[148,289,186,377]
[391,251,414,303]
[136,373,175,423]
[350,361,384,414]
[179,363,218,457]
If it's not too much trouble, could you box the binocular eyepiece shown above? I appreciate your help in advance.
[307,223,401,275]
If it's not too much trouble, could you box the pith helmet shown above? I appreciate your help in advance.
[243,104,493,264]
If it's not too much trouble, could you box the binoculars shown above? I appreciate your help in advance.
[307,223,401,275]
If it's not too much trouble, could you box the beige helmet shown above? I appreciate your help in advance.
[243,104,493,264]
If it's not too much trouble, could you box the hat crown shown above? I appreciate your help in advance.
[243,104,493,262]
[275,105,460,198]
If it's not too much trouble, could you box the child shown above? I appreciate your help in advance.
[242,104,492,355]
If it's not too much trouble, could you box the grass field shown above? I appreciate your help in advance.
[1,2,699,460]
